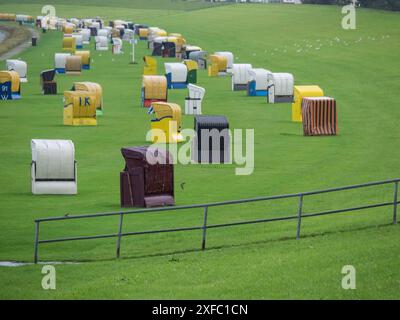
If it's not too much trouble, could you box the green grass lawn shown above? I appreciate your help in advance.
[0,1,399,299]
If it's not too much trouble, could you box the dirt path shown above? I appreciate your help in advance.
[0,27,40,61]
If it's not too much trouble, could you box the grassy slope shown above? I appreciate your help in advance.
[0,23,32,56]
[0,3,399,298]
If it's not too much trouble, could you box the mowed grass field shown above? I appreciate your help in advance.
[0,1,400,299]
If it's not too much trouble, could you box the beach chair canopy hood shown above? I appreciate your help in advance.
[31,139,77,194]
[31,139,75,180]
[65,55,82,74]
[248,68,271,91]
[0,70,20,93]
[232,63,252,85]
[6,59,27,82]
[142,76,167,100]
[292,85,324,122]
[73,82,103,110]
[302,97,338,136]
[120,146,174,208]
[268,73,294,96]
[215,51,234,69]
[165,63,188,82]
[55,53,71,70]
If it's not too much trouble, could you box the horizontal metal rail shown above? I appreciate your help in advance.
[33,178,400,263]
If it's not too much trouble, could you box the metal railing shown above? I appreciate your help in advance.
[34,178,399,263]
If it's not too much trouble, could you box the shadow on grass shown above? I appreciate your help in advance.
[30,93,62,97]
[119,222,394,261]
[35,221,395,264]
[280,132,301,137]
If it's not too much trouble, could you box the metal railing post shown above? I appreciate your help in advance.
[393,181,398,225]
[116,213,124,258]
[34,221,40,264]
[201,206,208,250]
[296,194,304,240]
